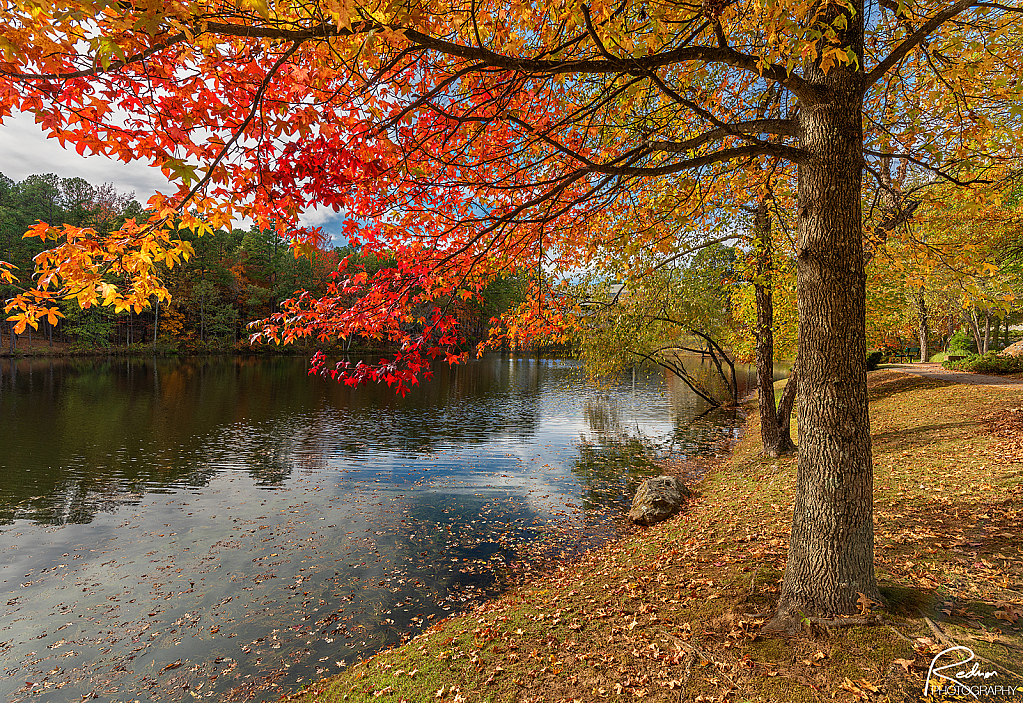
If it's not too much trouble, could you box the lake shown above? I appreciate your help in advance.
[0,355,752,702]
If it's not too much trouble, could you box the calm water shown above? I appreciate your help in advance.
[0,355,750,702]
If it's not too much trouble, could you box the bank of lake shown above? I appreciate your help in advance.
[287,370,1023,703]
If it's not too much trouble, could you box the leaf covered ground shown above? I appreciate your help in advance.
[282,370,1023,703]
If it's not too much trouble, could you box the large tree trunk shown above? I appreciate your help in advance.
[754,198,796,458]
[767,18,881,630]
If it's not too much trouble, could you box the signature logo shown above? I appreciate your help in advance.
[925,645,999,699]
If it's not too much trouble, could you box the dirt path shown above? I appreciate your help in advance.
[884,361,1023,387]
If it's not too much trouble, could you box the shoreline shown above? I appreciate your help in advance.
[281,369,1023,703]
[278,405,758,702]
[0,342,326,359]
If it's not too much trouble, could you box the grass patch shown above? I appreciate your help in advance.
[284,370,1023,703]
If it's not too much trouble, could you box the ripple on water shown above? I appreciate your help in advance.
[0,355,750,701]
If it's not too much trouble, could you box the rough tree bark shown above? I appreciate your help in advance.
[777,362,798,445]
[766,2,882,630]
[754,197,797,457]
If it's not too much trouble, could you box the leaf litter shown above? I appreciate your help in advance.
[284,371,1023,703]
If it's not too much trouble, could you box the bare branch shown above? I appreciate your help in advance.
[862,149,992,187]
[644,234,741,274]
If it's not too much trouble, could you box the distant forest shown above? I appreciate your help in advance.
[0,172,525,355]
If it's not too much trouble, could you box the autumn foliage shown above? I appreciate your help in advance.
[3,0,1020,364]
[3,0,1023,620]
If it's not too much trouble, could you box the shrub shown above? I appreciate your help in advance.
[942,351,1023,375]
[946,329,976,354]
[865,351,884,371]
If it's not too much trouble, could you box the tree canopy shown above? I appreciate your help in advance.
[3,0,1023,627]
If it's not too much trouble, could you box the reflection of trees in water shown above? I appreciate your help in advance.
[324,356,546,452]
[0,357,310,524]
[582,395,627,438]
[571,365,749,514]
[0,356,549,525]
[571,437,662,514]
[573,388,668,514]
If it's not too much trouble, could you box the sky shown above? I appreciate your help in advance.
[0,110,172,201]
[0,110,347,243]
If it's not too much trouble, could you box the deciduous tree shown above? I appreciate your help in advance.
[3,0,1023,628]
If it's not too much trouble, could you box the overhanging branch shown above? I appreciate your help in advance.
[646,118,798,153]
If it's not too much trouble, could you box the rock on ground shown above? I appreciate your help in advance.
[1002,340,1023,357]
[628,475,692,525]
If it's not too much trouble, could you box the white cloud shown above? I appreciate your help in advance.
[0,110,171,201]
[0,110,353,245]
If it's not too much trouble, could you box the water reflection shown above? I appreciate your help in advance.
[0,355,750,702]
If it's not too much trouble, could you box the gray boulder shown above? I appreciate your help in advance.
[628,475,692,525]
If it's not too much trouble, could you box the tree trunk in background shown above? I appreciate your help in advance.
[916,287,928,362]
[754,197,796,458]
[983,311,991,354]
[777,361,798,442]
[967,309,983,354]
[767,16,881,629]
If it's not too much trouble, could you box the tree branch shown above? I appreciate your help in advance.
[0,32,188,80]
[864,0,979,90]
[175,41,302,217]
[863,149,992,187]
[189,20,815,99]
[628,348,722,406]
[646,118,798,153]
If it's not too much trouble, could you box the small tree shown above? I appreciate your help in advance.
[578,249,740,406]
